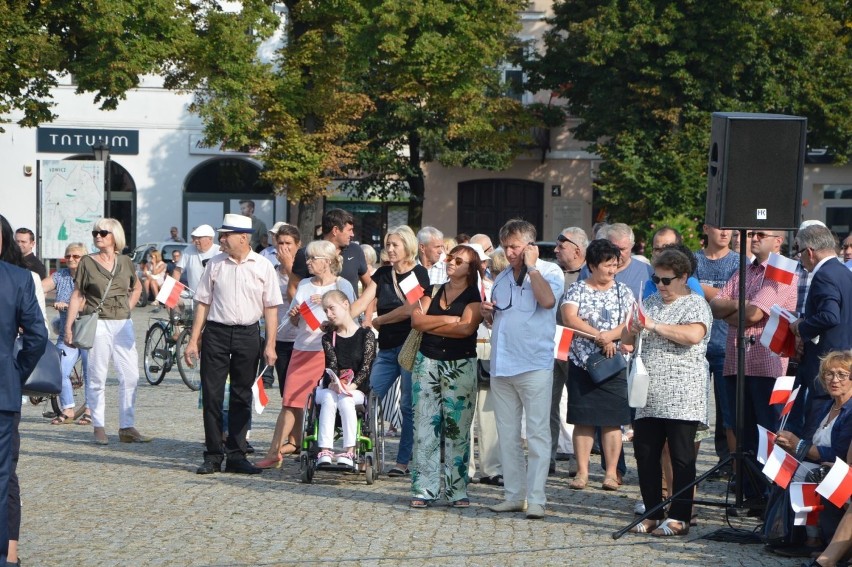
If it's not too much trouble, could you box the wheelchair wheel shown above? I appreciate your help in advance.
[143,323,169,385]
[176,329,201,391]
[368,391,385,476]
[365,456,374,485]
[299,453,314,484]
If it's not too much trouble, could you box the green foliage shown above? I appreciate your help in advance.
[527,0,852,237]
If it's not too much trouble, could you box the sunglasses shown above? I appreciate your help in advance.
[445,254,469,266]
[557,234,580,249]
[651,274,679,286]
[91,230,111,238]
[746,231,778,240]
[64,254,82,260]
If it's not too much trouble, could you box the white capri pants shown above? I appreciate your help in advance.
[316,388,365,449]
[86,318,140,429]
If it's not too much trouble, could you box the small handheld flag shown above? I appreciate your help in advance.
[769,376,796,405]
[760,305,798,357]
[762,444,800,489]
[397,273,425,303]
[553,326,574,361]
[816,457,852,508]
[765,252,798,285]
[299,301,325,331]
[251,367,269,414]
[155,276,187,309]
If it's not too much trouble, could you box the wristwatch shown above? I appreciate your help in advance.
[526,265,539,273]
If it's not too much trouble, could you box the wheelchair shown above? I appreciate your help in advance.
[298,379,385,485]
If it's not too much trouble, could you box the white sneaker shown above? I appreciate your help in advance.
[526,503,546,519]
[490,500,527,513]
[335,452,354,467]
[634,501,646,515]
[317,449,334,465]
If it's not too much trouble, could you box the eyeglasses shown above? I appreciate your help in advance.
[64,254,82,260]
[445,255,469,266]
[823,371,851,382]
[306,256,328,262]
[91,230,111,238]
[747,231,779,240]
[651,274,679,286]
[557,234,580,250]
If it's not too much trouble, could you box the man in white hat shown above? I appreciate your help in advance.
[184,214,283,475]
[173,224,219,293]
[260,221,290,267]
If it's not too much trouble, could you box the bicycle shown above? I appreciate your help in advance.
[29,351,86,420]
[142,300,201,391]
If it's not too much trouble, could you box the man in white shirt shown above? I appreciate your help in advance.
[173,225,219,292]
[417,226,447,285]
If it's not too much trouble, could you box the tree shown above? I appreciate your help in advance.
[526,0,852,235]
[0,0,191,131]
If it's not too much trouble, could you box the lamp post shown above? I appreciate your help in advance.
[92,142,111,217]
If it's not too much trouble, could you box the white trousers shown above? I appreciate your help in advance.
[491,369,552,505]
[85,319,139,429]
[468,385,502,478]
[316,388,365,449]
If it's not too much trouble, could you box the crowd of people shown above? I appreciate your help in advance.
[4,207,852,566]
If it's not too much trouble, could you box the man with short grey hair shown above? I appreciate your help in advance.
[585,222,652,299]
[417,226,447,284]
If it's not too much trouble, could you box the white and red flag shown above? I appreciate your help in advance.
[781,386,801,418]
[765,252,798,285]
[251,367,269,414]
[762,444,800,489]
[816,457,852,508]
[756,425,777,465]
[299,301,325,331]
[553,326,574,361]
[397,273,424,303]
[760,305,798,357]
[155,276,187,309]
[769,376,796,405]
[790,482,823,526]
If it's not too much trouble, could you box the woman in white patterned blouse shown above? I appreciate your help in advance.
[622,248,713,537]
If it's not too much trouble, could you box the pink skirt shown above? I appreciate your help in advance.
[282,349,325,409]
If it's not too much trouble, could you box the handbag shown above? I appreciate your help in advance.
[627,333,650,408]
[14,337,63,396]
[476,359,491,386]
[396,281,440,372]
[586,350,627,384]
[72,258,117,349]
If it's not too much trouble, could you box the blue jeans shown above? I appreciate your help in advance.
[57,338,88,411]
[370,346,413,466]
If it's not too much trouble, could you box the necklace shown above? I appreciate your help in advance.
[440,284,464,311]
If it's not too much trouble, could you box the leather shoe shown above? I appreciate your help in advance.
[196,459,221,475]
[490,500,527,513]
[224,458,263,475]
[526,503,546,519]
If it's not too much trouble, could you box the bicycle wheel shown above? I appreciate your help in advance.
[143,323,169,385]
[50,356,86,417]
[176,329,201,391]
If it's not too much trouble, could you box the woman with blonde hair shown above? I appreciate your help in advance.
[256,239,355,467]
[144,250,167,309]
[65,218,150,445]
[351,225,430,476]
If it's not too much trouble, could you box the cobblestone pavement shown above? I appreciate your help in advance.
[18,307,800,566]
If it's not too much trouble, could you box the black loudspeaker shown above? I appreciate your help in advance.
[705,112,806,230]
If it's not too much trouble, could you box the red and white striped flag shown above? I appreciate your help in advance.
[781,386,801,418]
[756,425,777,465]
[769,376,796,405]
[765,252,798,285]
[251,368,269,414]
[762,444,800,489]
[398,273,424,303]
[760,305,797,357]
[816,457,852,508]
[155,276,187,309]
[790,482,823,526]
[299,301,325,331]
[553,326,574,361]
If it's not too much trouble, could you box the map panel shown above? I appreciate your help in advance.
[40,160,104,259]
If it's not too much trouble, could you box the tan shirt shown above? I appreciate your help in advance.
[74,255,137,320]
[195,251,283,325]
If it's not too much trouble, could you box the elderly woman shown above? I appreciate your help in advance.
[621,248,712,536]
[256,239,355,468]
[65,219,149,445]
[351,225,430,477]
[409,245,484,508]
[562,239,634,491]
[42,242,90,425]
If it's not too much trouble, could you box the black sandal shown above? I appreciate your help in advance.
[387,466,410,477]
[281,441,300,456]
[480,475,504,486]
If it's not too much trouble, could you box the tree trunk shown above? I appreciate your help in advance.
[296,197,320,243]
[406,131,424,230]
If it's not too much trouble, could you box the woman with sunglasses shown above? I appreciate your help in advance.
[350,225,430,477]
[65,219,150,445]
[621,248,712,536]
[256,239,355,468]
[408,245,484,508]
[42,242,91,425]
[562,239,634,492]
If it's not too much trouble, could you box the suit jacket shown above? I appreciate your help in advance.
[798,258,852,397]
[0,261,47,412]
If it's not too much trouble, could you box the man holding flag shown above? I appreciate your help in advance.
[710,228,797,492]
[789,224,852,433]
[183,214,282,475]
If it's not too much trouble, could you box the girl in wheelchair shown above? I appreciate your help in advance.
[316,290,377,467]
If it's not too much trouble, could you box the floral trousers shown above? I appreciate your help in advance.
[411,353,478,502]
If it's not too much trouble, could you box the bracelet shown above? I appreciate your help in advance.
[795,439,805,455]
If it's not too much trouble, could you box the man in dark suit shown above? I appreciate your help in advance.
[791,224,852,408]
[0,235,48,565]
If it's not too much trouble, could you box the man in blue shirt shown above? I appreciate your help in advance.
[581,223,652,300]
[482,219,564,520]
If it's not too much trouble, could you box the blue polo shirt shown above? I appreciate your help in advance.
[490,259,564,377]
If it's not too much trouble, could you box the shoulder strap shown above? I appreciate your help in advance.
[90,256,117,313]
[390,269,406,304]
